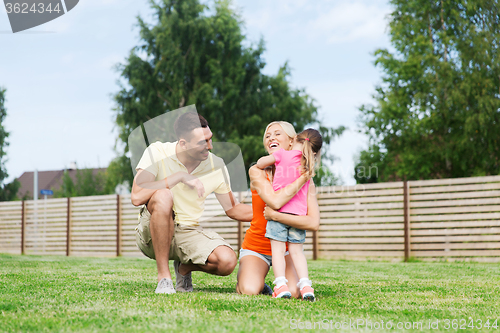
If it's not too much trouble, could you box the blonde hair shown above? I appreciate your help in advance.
[296,128,323,178]
[262,121,297,147]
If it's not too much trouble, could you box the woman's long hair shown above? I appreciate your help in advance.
[296,129,323,178]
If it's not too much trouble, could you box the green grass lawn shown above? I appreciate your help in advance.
[0,254,499,332]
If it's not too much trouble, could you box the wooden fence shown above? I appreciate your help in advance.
[1,175,500,262]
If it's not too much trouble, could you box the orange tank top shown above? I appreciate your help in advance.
[241,190,272,256]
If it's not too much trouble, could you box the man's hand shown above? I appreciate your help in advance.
[182,173,205,198]
[264,205,277,221]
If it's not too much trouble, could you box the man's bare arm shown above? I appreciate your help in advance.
[263,182,320,231]
[215,192,253,222]
[249,165,308,210]
[131,169,204,206]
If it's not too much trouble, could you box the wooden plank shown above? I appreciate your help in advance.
[70,216,117,223]
[317,188,403,199]
[71,194,117,202]
[411,220,500,229]
[320,210,403,218]
[317,181,404,193]
[315,250,403,257]
[319,237,404,244]
[409,175,500,187]
[319,196,404,206]
[319,243,404,250]
[411,205,500,215]
[411,212,500,222]
[70,210,117,217]
[410,182,500,194]
[319,223,404,231]
[411,190,500,201]
[411,227,500,236]
[412,242,500,250]
[411,234,500,243]
[410,197,500,208]
[321,216,404,224]
[412,250,500,257]
[320,202,404,211]
[317,229,403,237]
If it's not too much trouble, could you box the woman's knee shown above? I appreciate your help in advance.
[237,281,263,295]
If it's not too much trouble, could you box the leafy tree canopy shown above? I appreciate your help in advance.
[112,0,344,187]
[356,0,500,183]
[0,88,20,201]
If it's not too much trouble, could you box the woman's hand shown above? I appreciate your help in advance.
[182,173,205,198]
[263,205,277,221]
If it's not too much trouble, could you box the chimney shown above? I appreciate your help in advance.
[69,161,77,170]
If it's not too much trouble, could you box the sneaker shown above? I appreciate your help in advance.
[174,260,193,292]
[300,286,315,302]
[155,278,176,294]
[260,283,273,296]
[272,285,292,299]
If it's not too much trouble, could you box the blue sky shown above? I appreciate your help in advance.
[1,0,392,185]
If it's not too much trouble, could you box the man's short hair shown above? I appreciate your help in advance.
[174,112,209,140]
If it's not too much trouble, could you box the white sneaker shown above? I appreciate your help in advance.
[155,278,176,294]
[174,260,193,292]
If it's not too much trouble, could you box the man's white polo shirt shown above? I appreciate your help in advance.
[136,141,231,226]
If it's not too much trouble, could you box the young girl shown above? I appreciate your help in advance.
[256,128,322,301]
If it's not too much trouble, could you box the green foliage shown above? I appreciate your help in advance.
[357,0,500,182]
[53,169,108,198]
[104,155,133,194]
[113,0,344,184]
[0,87,19,201]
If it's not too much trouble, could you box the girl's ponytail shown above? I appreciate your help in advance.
[296,129,323,179]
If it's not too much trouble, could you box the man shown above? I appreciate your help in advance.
[131,112,252,294]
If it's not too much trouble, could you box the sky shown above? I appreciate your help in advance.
[1,0,392,186]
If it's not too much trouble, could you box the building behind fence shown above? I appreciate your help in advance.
[1,175,500,262]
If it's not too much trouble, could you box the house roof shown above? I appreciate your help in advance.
[16,168,107,200]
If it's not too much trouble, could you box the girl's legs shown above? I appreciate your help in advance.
[270,239,287,283]
[270,239,291,297]
[236,255,270,295]
[284,254,300,299]
[287,243,308,279]
[288,242,315,300]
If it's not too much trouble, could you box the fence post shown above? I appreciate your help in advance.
[21,201,26,255]
[66,197,72,256]
[237,192,243,252]
[313,231,318,260]
[403,181,411,261]
[116,194,122,257]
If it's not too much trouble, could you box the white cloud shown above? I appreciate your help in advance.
[237,0,390,44]
[311,2,389,44]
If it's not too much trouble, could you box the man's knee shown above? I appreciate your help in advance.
[149,189,173,213]
[216,249,237,276]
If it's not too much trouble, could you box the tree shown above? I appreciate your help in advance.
[0,88,20,201]
[356,0,500,183]
[113,0,344,186]
[53,168,107,198]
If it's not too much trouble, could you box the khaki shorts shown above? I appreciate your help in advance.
[135,205,231,265]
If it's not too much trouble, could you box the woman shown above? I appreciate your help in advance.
[236,121,320,298]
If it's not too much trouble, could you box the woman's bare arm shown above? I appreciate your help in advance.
[263,182,320,231]
[249,165,308,210]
